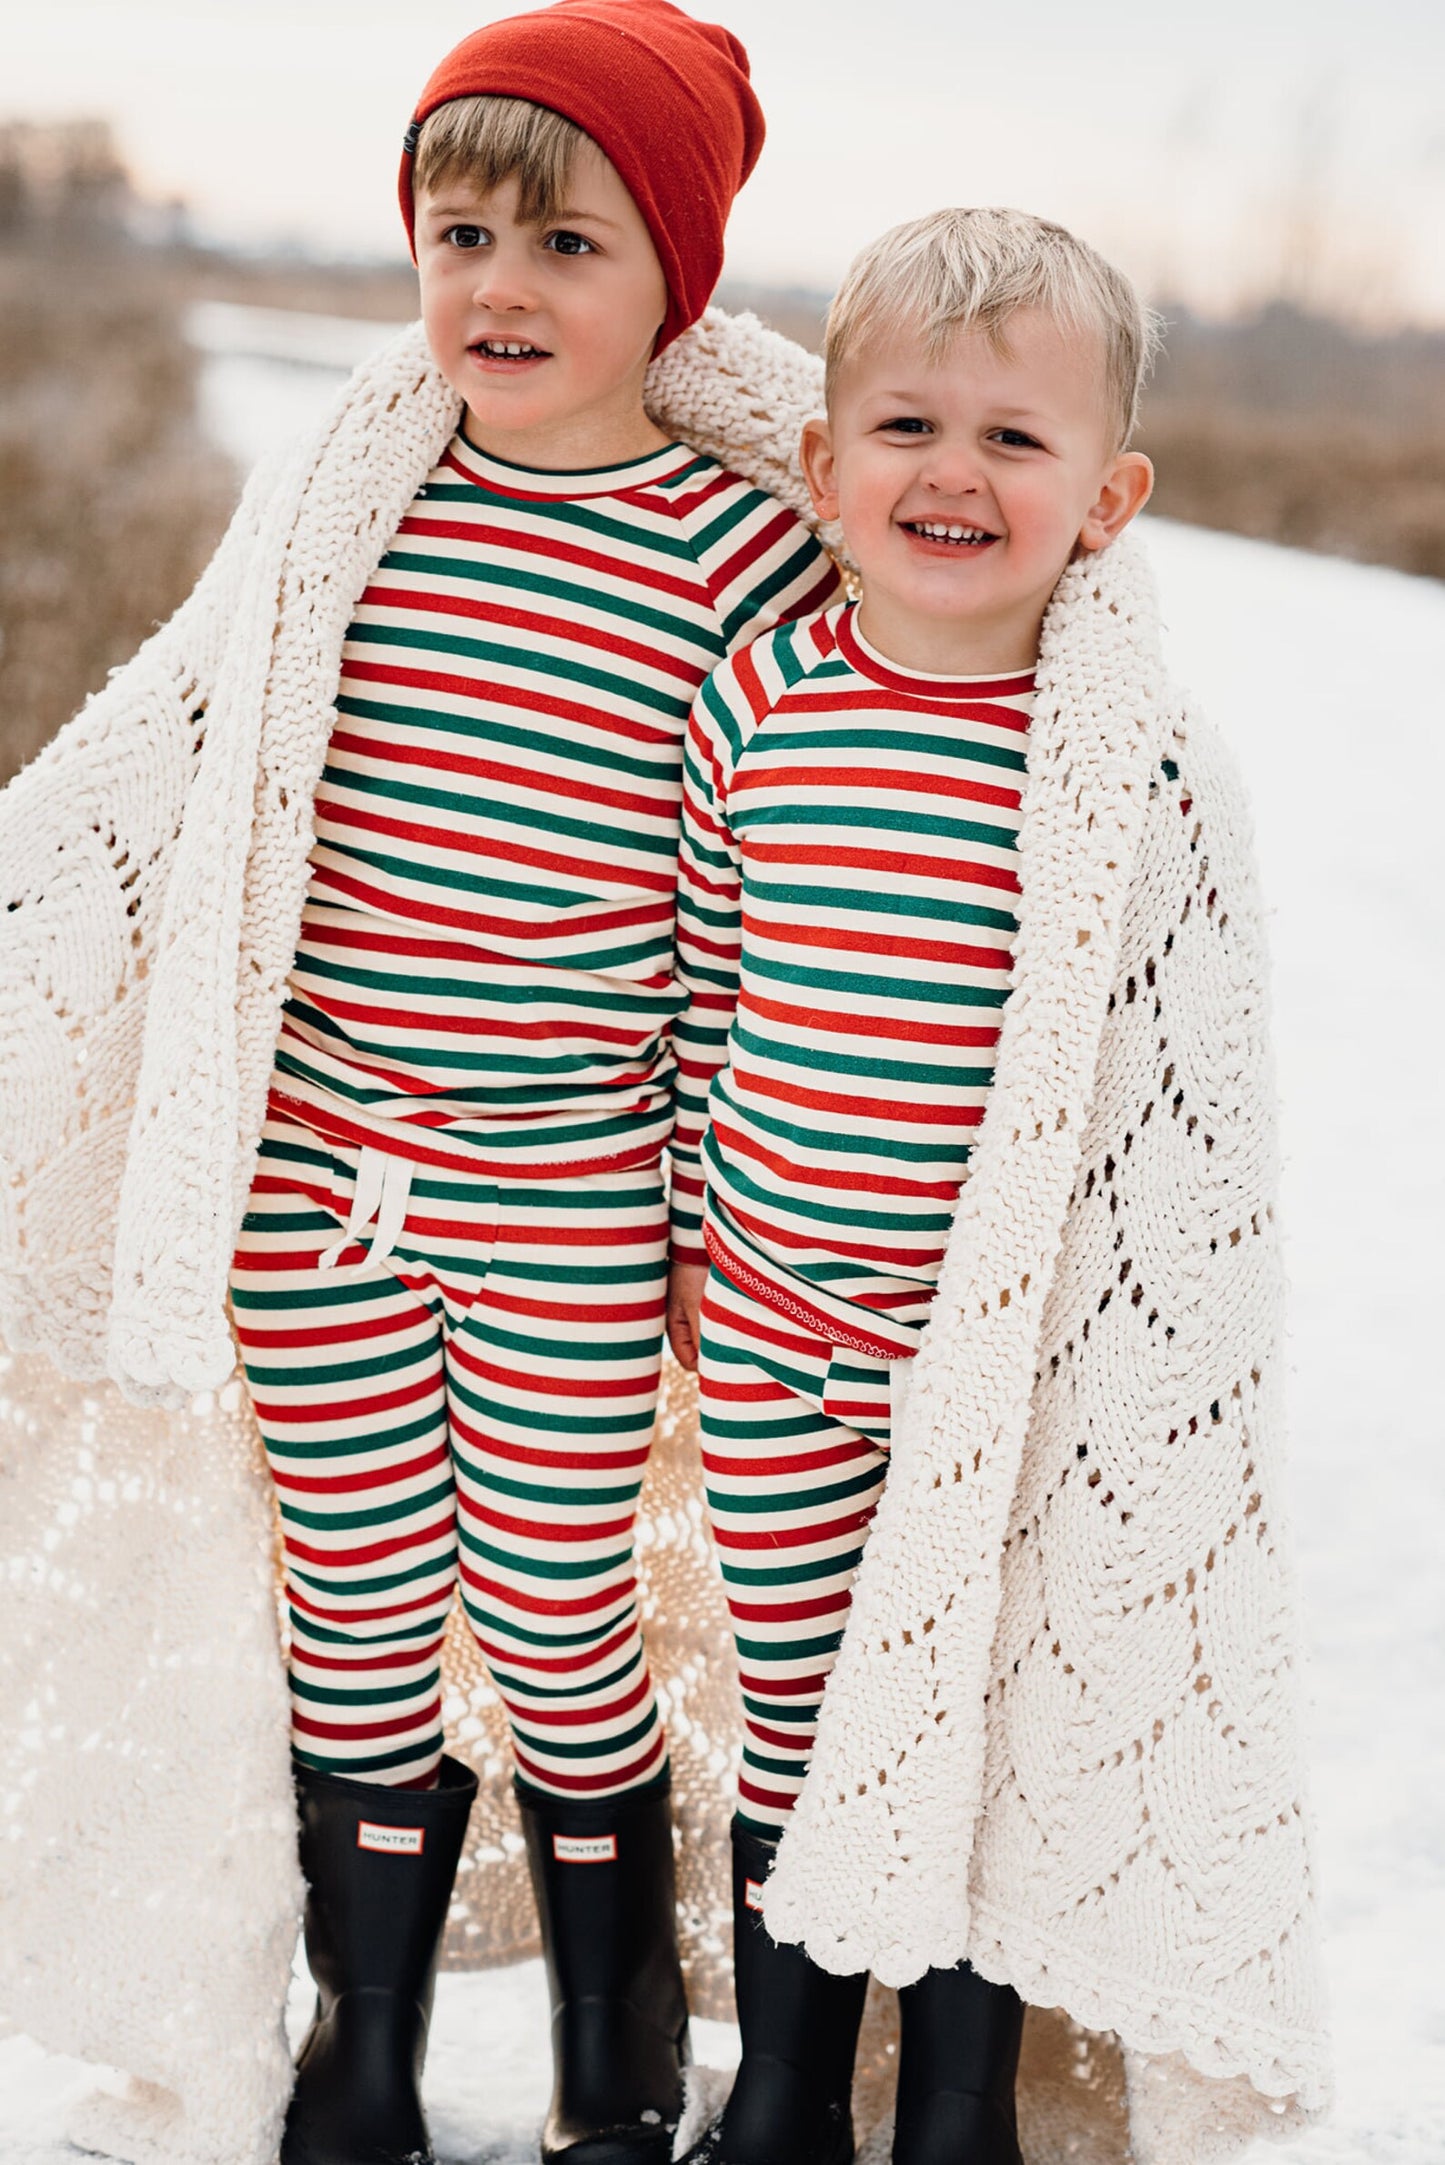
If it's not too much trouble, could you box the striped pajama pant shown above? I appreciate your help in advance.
[229,1111,670,1794]
[697,1264,927,1840]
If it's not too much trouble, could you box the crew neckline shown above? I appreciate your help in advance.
[447,427,697,501]
[837,603,1037,701]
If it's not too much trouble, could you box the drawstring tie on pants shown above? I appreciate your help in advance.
[317,1145,414,1275]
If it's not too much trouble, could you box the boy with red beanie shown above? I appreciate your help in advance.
[229,6,840,2161]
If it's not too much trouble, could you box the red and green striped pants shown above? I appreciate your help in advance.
[229,1112,670,1794]
[697,1264,924,1839]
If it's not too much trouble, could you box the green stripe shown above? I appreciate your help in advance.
[741,800,1018,852]
[731,1017,995,1090]
[335,691,676,785]
[742,722,1026,772]
[747,874,1018,935]
[323,758,680,858]
[741,947,1010,1007]
[360,550,703,650]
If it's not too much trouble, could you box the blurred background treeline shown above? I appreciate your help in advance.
[2,117,1443,787]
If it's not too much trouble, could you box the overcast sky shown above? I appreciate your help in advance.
[7,0,1444,321]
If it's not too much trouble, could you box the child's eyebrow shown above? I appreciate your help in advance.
[421,199,621,231]
[549,208,623,228]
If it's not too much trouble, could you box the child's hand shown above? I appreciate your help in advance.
[665,1261,708,1370]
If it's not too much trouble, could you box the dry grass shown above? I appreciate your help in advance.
[1138,303,1445,579]
[0,244,234,785]
[1137,409,1445,580]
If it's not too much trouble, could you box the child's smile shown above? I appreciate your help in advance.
[899,516,999,552]
[468,335,553,370]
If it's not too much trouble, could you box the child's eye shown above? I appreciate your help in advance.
[544,229,596,256]
[879,416,932,435]
[444,224,489,251]
[991,427,1042,449]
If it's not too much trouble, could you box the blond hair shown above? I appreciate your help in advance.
[824,206,1162,448]
[413,95,591,225]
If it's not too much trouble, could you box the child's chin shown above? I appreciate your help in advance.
[459,381,560,431]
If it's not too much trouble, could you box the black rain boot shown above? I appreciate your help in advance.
[282,1754,478,2165]
[517,1775,691,2164]
[892,1961,1025,2165]
[679,1820,868,2165]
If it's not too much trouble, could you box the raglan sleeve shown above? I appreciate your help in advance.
[693,474,843,664]
[667,650,750,1266]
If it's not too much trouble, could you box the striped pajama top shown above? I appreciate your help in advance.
[268,429,840,1260]
[675,601,1035,1352]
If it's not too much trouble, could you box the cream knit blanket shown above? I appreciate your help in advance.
[0,313,1328,2165]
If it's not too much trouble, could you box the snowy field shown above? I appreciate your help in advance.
[2,316,1441,2162]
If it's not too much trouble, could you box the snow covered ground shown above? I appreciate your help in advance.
[2,316,1441,2162]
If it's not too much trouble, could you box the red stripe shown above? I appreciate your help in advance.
[326,723,672,824]
[264,1088,664,1180]
[738,1668,832,1695]
[285,1515,457,1568]
[272,1442,451,1496]
[288,990,661,1045]
[354,585,703,689]
[287,1581,453,1626]
[446,1345,659,1404]
[710,1115,962,1202]
[702,1441,870,1479]
[508,1671,652,1729]
[712,1513,876,1552]
[743,915,1011,972]
[744,839,1020,892]
[250,1369,442,1427]
[315,796,676,893]
[733,1064,986,1129]
[716,1194,946,1272]
[732,761,1021,813]
[462,1501,637,1545]
[294,1643,446,1673]
[510,1735,666,1794]
[738,985,999,1049]
[459,1562,638,1618]
[475,1624,637,1678]
[450,1412,653,1473]
[747,1723,817,1752]
[292,1700,442,1743]
[396,513,705,607]
[833,612,1035,702]
[306,861,665,947]
[343,654,673,747]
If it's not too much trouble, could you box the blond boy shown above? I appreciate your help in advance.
[672,209,1158,2165]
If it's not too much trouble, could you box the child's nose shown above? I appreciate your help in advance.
[922,448,984,497]
[469,249,537,314]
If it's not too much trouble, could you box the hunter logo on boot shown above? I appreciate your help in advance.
[552,1833,618,1863]
[744,1878,766,1913]
[357,1821,426,1855]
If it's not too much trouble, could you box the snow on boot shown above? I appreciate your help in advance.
[892,1961,1024,2165]
[678,1821,867,2165]
[518,1775,690,2164]
[282,1754,478,2165]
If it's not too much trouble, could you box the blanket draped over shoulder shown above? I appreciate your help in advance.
[0,313,1329,2165]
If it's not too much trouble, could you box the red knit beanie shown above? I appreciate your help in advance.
[399,0,764,353]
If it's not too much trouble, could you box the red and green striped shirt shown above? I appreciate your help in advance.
[269,429,840,1258]
[675,601,1035,1349]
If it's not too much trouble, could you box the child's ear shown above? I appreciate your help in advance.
[1077,450,1153,553]
[799,416,840,523]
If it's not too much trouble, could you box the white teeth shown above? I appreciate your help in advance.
[916,521,989,542]
[479,340,540,356]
